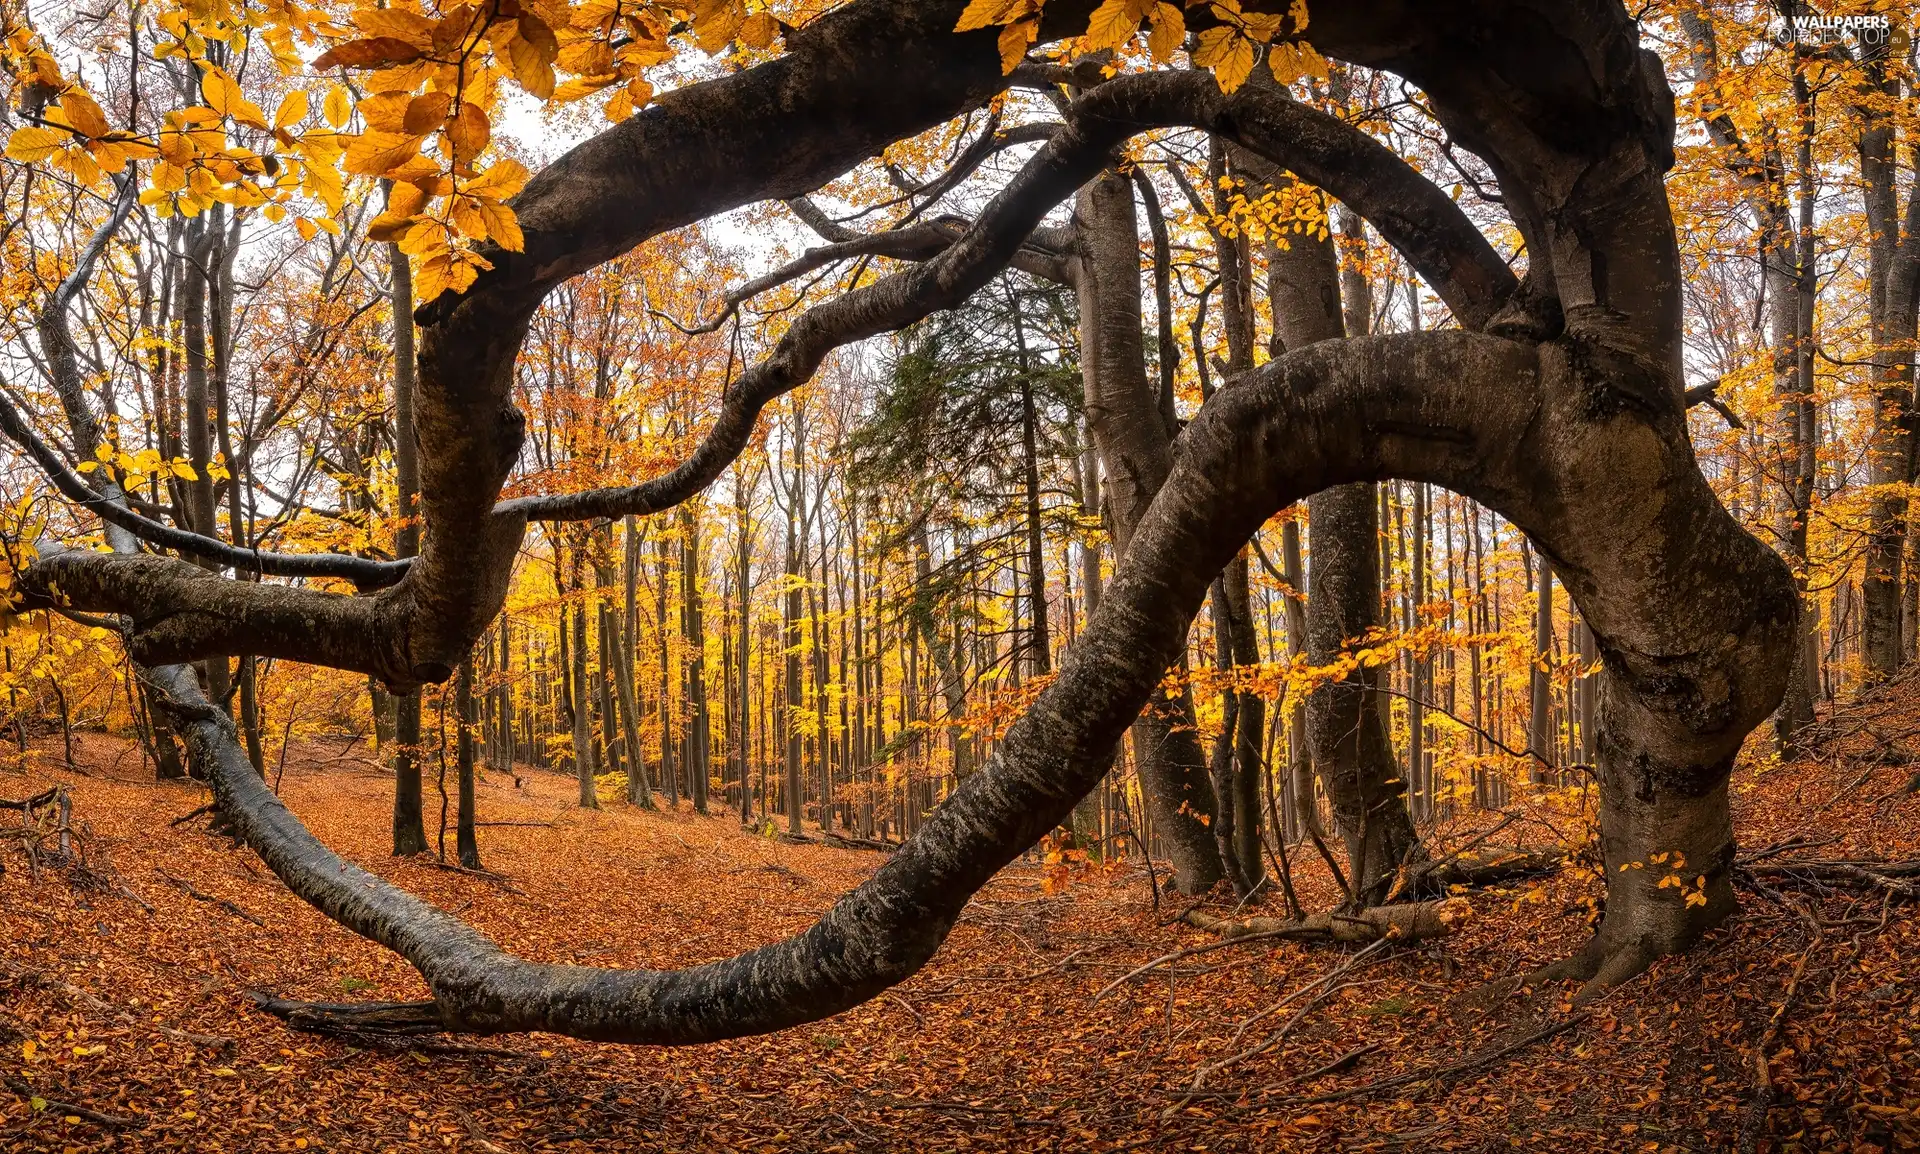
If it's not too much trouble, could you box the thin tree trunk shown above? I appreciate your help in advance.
[1529,551,1555,778]
[617,517,653,807]
[388,240,428,854]
[1072,167,1221,893]
[456,660,481,870]
[1270,186,1421,901]
[682,506,711,814]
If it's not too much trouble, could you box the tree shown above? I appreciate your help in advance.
[1,0,1814,1040]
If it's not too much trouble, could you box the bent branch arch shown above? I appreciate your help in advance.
[222,329,1791,1039]
[8,0,1806,1026]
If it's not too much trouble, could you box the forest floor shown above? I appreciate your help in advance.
[1,705,1917,1154]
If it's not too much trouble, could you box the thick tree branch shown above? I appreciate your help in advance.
[215,332,1542,1044]
[671,199,1073,337]
[497,81,1142,524]
[20,549,408,681]
[502,69,1517,525]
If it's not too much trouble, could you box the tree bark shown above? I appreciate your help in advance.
[389,241,428,855]
[1529,551,1555,777]
[1072,167,1221,894]
[1855,44,1920,679]
[455,660,481,870]
[616,517,653,807]
[1268,174,1421,903]
[682,505,711,815]
[571,547,600,810]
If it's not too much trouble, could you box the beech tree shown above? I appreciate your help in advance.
[2,0,1838,1040]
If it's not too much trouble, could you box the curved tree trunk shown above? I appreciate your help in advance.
[20,0,1805,1039]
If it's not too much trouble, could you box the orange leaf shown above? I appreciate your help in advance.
[444,102,490,161]
[403,91,454,134]
[312,38,427,71]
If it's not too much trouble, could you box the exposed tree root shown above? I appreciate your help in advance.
[1740,857,1920,900]
[1517,936,1657,1006]
[247,992,448,1037]
[1182,899,1471,944]
[1395,846,1565,899]
[775,830,898,853]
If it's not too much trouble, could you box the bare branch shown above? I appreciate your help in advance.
[0,383,407,589]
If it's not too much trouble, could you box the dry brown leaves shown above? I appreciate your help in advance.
[0,721,1915,1153]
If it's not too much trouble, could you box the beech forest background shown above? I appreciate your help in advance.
[0,1,1903,855]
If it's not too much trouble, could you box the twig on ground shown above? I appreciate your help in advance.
[155,869,267,926]
[1735,899,1822,1154]
[1165,937,1394,1113]
[1289,1041,1383,1085]
[1256,1012,1590,1106]
[3,1075,145,1129]
[422,858,526,895]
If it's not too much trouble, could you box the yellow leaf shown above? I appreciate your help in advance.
[475,199,523,251]
[997,19,1035,73]
[552,75,618,102]
[398,217,446,256]
[1146,3,1185,62]
[344,131,422,176]
[692,1,743,53]
[170,460,199,481]
[955,0,1022,33]
[311,37,426,71]
[1265,40,1327,86]
[355,8,437,49]
[556,40,614,75]
[1084,0,1142,51]
[322,85,352,128]
[403,91,454,134]
[431,4,489,55]
[384,180,429,219]
[450,195,486,238]
[414,252,454,302]
[50,144,102,186]
[448,253,481,293]
[5,126,68,163]
[357,90,413,133]
[199,65,244,118]
[21,1040,37,1061]
[505,15,558,99]
[1194,26,1256,92]
[444,101,489,160]
[60,90,111,138]
[465,157,530,200]
[273,91,309,131]
[738,12,780,50]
